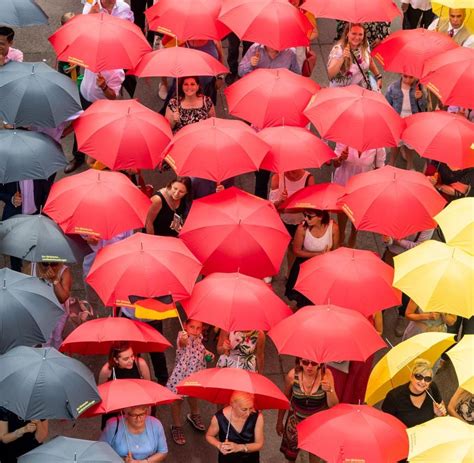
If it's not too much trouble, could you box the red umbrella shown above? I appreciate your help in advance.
[48,13,151,72]
[60,317,171,355]
[130,46,229,78]
[43,170,151,240]
[181,272,292,331]
[176,368,289,409]
[268,305,386,363]
[280,183,345,212]
[224,68,320,129]
[401,111,474,169]
[73,99,173,171]
[218,0,312,51]
[372,29,458,78]
[297,404,409,463]
[163,117,270,183]
[145,0,230,40]
[338,165,447,240]
[258,126,336,173]
[295,247,401,317]
[301,0,400,23]
[304,85,404,151]
[83,379,180,417]
[179,187,290,278]
[86,233,202,306]
[421,47,474,108]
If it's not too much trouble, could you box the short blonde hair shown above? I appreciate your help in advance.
[412,358,433,376]
[230,391,254,409]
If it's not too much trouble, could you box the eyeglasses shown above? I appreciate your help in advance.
[127,412,147,419]
[40,262,60,267]
[301,360,319,367]
[413,373,433,383]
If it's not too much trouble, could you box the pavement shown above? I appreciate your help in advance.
[3,1,458,462]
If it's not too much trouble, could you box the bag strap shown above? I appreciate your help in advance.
[350,49,371,90]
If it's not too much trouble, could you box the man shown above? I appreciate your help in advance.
[82,0,134,21]
[428,8,474,47]
[0,26,23,65]
[401,0,435,29]
[225,33,252,85]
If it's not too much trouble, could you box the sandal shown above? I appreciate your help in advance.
[187,413,206,432]
[170,425,186,445]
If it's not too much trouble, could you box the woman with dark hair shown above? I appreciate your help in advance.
[285,210,339,307]
[165,76,216,133]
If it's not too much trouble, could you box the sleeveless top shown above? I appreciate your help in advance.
[152,190,186,237]
[107,361,142,381]
[437,19,472,46]
[291,372,328,421]
[216,409,260,463]
[167,96,213,133]
[303,220,333,252]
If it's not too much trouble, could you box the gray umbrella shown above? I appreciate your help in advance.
[0,130,66,183]
[19,436,123,463]
[0,214,92,263]
[0,346,101,420]
[0,61,82,128]
[0,268,64,354]
[0,0,48,27]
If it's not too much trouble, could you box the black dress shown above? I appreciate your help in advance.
[215,409,260,463]
[152,191,186,237]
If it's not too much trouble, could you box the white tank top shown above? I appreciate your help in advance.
[303,220,333,252]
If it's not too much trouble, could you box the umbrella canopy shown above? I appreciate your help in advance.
[0,268,64,354]
[372,29,457,78]
[0,346,100,420]
[43,170,151,240]
[401,111,474,169]
[301,0,400,22]
[407,416,474,463]
[421,47,474,109]
[295,247,401,317]
[0,61,82,128]
[447,335,474,394]
[48,13,151,73]
[0,214,91,263]
[280,183,345,212]
[339,166,446,239]
[268,305,386,363]
[130,46,229,78]
[0,0,48,27]
[219,0,312,50]
[365,332,455,405]
[145,0,230,40]
[163,117,270,183]
[83,379,179,417]
[18,436,122,463]
[304,85,404,151]
[224,68,320,128]
[176,367,289,409]
[73,99,173,171]
[86,233,202,306]
[60,317,171,355]
[393,240,474,318]
[0,130,66,183]
[435,198,474,255]
[179,187,291,278]
[297,404,409,463]
[181,272,292,331]
[258,126,336,173]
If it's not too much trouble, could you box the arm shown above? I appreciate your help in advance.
[276,370,294,435]
[431,383,447,417]
[321,368,339,408]
[448,388,466,421]
[442,313,457,327]
[289,50,301,75]
[32,420,48,443]
[255,331,266,374]
[145,195,163,235]
[53,267,72,304]
[0,420,38,444]
[137,357,151,381]
[327,45,346,80]
[268,175,288,208]
[373,311,383,336]
[394,229,433,251]
[214,40,224,63]
[292,224,327,258]
[331,221,340,250]
[375,148,386,168]
[381,390,398,416]
[405,299,437,322]
[217,330,231,355]
[238,44,259,77]
[146,420,168,463]
[205,415,222,450]
[369,57,382,89]
[98,363,111,385]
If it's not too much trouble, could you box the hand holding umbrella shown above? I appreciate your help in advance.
[251,48,261,67]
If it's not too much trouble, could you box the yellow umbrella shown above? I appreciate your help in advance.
[365,332,455,405]
[447,335,474,394]
[435,198,474,256]
[393,240,474,318]
[407,416,474,462]
[432,1,474,32]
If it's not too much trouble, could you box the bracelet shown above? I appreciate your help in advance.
[242,444,248,452]
[375,74,382,80]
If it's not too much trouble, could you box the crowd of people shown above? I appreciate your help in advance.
[0,0,473,462]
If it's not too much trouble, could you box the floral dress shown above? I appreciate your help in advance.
[167,96,213,132]
[217,331,259,372]
[328,44,371,88]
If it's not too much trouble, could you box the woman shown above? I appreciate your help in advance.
[100,405,168,462]
[382,358,447,427]
[277,359,338,462]
[0,407,48,463]
[165,76,216,133]
[448,387,474,424]
[327,23,382,89]
[217,330,265,373]
[145,177,192,238]
[206,391,264,462]
[285,209,339,307]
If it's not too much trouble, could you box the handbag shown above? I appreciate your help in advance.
[350,49,379,92]
[301,47,317,78]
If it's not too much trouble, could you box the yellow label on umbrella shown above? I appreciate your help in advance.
[67,57,89,69]
[41,255,67,262]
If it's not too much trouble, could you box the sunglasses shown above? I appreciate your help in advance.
[413,373,433,383]
[301,360,319,367]
[40,262,60,267]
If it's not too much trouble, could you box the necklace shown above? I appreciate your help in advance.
[301,372,318,405]
[409,387,426,397]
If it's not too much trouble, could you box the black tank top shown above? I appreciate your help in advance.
[107,361,142,381]
[152,190,186,237]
